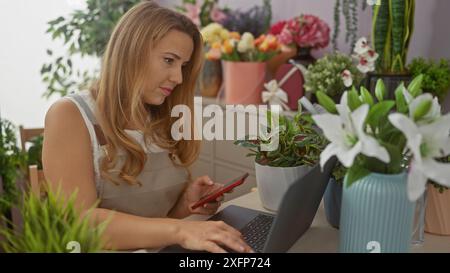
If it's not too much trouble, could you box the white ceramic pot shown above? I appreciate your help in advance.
[255,162,313,211]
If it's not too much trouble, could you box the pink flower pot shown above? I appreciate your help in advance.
[223,61,266,105]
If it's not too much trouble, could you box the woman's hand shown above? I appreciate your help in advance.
[175,220,254,253]
[183,176,225,215]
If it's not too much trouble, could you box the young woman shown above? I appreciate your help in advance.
[42,1,252,253]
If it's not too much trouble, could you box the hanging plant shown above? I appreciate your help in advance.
[332,0,368,52]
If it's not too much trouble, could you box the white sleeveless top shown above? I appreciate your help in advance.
[66,91,189,218]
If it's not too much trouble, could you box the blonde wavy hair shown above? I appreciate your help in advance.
[90,1,203,185]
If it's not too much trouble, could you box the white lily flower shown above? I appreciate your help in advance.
[388,113,450,201]
[408,93,441,125]
[313,93,390,169]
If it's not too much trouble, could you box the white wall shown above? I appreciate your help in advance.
[1,0,449,130]
[0,0,98,129]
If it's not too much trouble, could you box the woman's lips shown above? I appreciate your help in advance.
[160,87,172,96]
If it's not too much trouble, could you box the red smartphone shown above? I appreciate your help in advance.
[191,173,249,210]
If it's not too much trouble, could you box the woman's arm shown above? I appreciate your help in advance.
[42,99,252,252]
[42,99,178,250]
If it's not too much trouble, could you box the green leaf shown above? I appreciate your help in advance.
[408,74,424,97]
[375,79,386,101]
[366,101,395,129]
[345,164,370,188]
[316,91,337,114]
[360,86,374,106]
[348,87,362,111]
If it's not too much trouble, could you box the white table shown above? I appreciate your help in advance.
[140,190,450,253]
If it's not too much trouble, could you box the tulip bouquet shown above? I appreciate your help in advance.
[301,75,450,202]
[201,23,282,62]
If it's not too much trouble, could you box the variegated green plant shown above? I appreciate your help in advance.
[234,111,327,168]
[0,187,109,253]
[372,0,415,73]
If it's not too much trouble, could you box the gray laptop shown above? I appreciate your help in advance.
[159,157,336,253]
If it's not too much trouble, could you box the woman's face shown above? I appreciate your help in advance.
[143,29,194,105]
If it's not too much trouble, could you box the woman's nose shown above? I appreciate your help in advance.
[169,67,183,85]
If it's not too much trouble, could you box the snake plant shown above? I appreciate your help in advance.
[372,0,415,74]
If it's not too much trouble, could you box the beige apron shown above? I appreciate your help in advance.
[66,91,188,218]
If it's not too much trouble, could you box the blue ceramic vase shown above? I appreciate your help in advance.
[339,172,415,253]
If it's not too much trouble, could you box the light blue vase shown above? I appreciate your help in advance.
[339,172,415,253]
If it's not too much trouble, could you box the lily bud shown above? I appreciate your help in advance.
[413,99,432,121]
[375,79,386,102]
[360,86,374,106]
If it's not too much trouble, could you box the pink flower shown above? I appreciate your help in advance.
[295,14,330,49]
[278,27,294,45]
[210,4,227,24]
[269,21,287,36]
[273,15,330,49]
[184,3,201,26]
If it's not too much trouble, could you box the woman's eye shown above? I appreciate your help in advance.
[164,57,174,64]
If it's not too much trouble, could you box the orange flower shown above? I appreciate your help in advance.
[205,47,221,60]
[222,40,235,55]
[254,34,266,46]
[211,41,221,49]
[266,34,279,50]
[230,32,241,40]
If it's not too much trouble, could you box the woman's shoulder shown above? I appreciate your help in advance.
[46,97,80,122]
[46,91,93,124]
[44,96,90,141]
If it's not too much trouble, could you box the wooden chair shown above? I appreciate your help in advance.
[28,165,46,196]
[19,125,44,151]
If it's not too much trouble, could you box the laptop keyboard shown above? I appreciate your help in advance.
[240,214,274,253]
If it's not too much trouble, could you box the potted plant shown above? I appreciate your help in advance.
[424,156,450,236]
[269,14,330,67]
[266,14,330,110]
[304,52,363,102]
[309,74,450,252]
[408,58,450,104]
[365,0,416,99]
[0,187,109,253]
[0,117,26,227]
[26,135,43,171]
[323,163,346,229]
[234,110,326,211]
[201,23,282,105]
